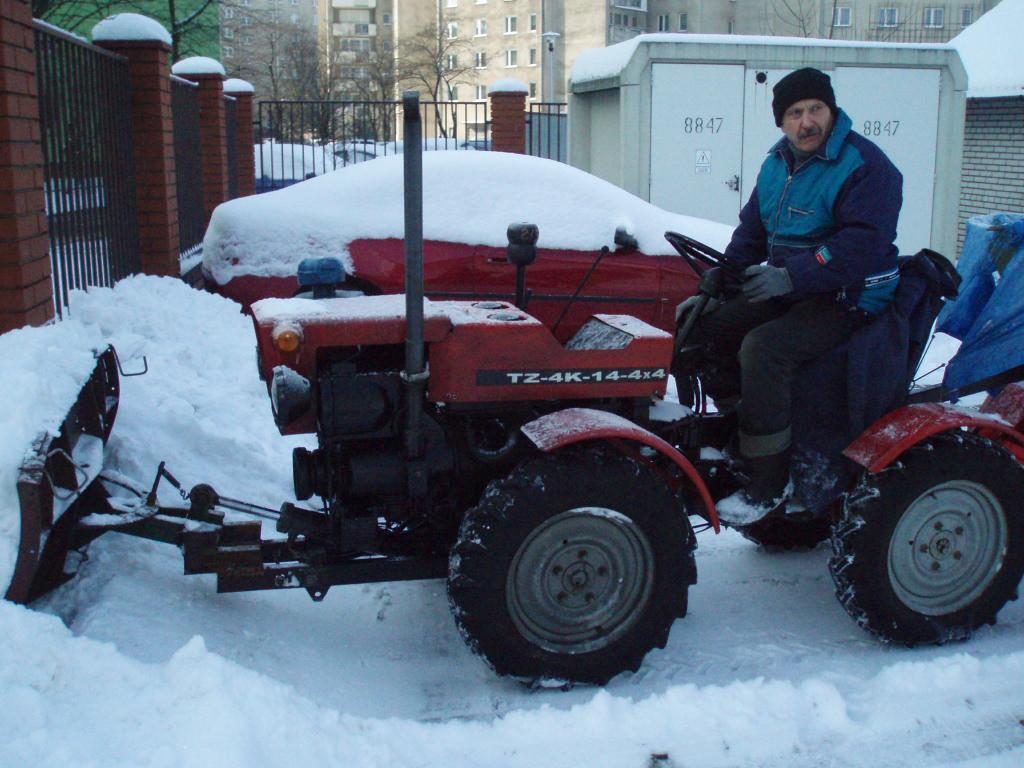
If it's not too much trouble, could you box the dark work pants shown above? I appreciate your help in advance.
[691,294,867,457]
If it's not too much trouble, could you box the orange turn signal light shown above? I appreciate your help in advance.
[273,324,302,353]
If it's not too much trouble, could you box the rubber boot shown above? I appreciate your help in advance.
[716,448,792,527]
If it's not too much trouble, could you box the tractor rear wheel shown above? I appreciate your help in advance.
[448,446,696,685]
[830,432,1024,645]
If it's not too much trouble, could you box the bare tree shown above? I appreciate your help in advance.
[769,0,821,36]
[396,20,473,136]
[35,0,220,60]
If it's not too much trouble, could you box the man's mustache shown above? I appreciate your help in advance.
[798,126,823,140]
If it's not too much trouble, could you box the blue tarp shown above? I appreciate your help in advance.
[937,213,1024,397]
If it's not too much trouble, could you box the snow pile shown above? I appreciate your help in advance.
[0,276,309,597]
[0,321,104,592]
[91,13,172,45]
[171,57,226,77]
[571,33,953,85]
[951,0,1024,97]
[1,277,1022,765]
[205,152,733,284]
[2,594,1023,766]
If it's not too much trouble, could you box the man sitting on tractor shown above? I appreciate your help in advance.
[676,67,904,526]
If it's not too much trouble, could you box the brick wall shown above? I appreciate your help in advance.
[489,91,526,154]
[957,96,1024,253]
[97,39,179,277]
[0,0,53,332]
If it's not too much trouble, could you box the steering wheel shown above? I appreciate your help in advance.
[664,231,736,279]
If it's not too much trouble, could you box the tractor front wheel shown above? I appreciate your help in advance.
[830,432,1024,644]
[448,446,696,685]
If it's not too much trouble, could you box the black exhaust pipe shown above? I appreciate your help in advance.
[402,92,427,465]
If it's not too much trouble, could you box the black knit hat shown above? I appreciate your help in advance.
[772,68,837,126]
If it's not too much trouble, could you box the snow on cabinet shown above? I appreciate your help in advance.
[569,35,967,258]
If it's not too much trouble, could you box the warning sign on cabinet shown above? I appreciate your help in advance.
[695,149,712,175]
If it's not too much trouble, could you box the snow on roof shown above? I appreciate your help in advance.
[224,78,255,94]
[571,32,955,85]
[202,151,733,285]
[172,56,226,77]
[91,13,172,45]
[489,78,529,94]
[951,0,1024,98]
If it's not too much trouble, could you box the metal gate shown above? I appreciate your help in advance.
[255,100,490,192]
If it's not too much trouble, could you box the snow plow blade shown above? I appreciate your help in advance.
[5,346,119,604]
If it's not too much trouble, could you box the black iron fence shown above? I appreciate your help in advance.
[33,21,138,317]
[526,102,568,163]
[224,94,238,201]
[171,75,205,262]
[255,100,490,192]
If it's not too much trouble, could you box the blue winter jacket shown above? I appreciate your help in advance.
[724,109,903,314]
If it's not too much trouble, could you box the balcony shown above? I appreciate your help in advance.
[333,22,377,37]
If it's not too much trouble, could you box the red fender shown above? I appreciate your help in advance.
[520,407,719,533]
[844,402,1024,473]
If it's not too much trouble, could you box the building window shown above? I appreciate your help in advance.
[529,82,537,98]
[242,15,252,25]
[505,49,517,67]
[960,7,973,25]
[878,7,898,27]
[243,34,253,44]
[290,13,299,24]
[223,7,234,19]
[678,13,688,31]
[447,21,459,38]
[449,85,459,100]
[833,6,851,26]
[223,45,234,58]
[446,0,457,7]
[923,7,945,27]
[474,18,487,35]
[529,13,537,31]
[505,16,517,34]
[474,51,487,68]
[290,0,297,5]
[446,54,459,69]
[383,12,391,24]
[223,27,234,39]
[475,84,487,100]
[727,19,735,33]
[528,47,537,65]
[657,14,669,32]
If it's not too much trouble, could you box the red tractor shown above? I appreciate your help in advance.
[9,95,1024,686]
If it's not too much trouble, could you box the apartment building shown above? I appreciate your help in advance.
[219,0,323,98]
[435,1,1000,107]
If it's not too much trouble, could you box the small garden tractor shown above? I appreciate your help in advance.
[9,94,1023,686]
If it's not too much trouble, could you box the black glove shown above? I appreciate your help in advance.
[742,264,793,303]
[674,295,721,322]
[697,266,725,296]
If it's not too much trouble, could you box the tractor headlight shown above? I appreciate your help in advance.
[271,365,311,427]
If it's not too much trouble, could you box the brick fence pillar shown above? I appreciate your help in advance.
[0,0,53,333]
[174,58,227,224]
[489,83,528,154]
[224,78,255,198]
[94,16,179,277]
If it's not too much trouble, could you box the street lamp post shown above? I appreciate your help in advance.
[541,31,560,102]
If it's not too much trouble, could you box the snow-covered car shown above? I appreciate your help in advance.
[205,152,733,339]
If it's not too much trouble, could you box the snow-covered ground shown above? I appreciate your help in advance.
[1,275,1022,767]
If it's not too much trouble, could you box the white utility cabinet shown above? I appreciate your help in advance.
[569,35,967,257]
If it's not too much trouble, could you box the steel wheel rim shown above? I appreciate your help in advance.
[887,479,1008,616]
[507,508,655,654]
